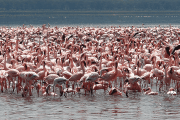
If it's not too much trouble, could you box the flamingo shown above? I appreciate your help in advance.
[143,87,158,95]
[99,62,118,87]
[36,61,48,84]
[46,77,68,97]
[6,69,19,91]
[123,76,142,97]
[21,72,39,97]
[109,87,122,96]
[168,66,180,92]
[44,74,59,84]
[68,60,86,89]
[93,81,109,93]
[1,24,180,98]
[167,88,177,95]
[85,72,100,95]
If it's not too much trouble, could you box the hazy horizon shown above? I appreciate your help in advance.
[0,0,180,11]
[0,0,180,25]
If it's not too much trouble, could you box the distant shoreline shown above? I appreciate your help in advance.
[0,11,180,17]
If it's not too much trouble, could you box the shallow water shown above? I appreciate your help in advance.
[1,81,180,120]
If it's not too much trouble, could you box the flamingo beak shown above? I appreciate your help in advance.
[98,75,102,78]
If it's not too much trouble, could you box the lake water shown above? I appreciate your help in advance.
[1,11,180,27]
[1,11,180,120]
[1,80,180,120]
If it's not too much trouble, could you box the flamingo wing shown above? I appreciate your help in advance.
[86,72,99,82]
[54,77,68,85]
[69,72,83,82]
[129,76,141,84]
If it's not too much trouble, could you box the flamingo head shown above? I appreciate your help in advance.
[81,60,86,67]
[32,73,39,80]
[115,62,118,68]
[45,84,51,94]
[169,68,173,74]
[124,79,129,84]
[109,87,117,95]
[169,87,175,91]
[124,68,129,74]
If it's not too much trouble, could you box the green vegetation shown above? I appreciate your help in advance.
[0,0,180,11]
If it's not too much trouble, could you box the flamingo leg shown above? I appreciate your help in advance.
[1,80,4,92]
[29,81,32,96]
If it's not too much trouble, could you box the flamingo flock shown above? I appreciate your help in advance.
[0,24,180,97]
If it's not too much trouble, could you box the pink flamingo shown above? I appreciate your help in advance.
[143,87,158,95]
[68,61,86,89]
[46,77,68,97]
[99,62,118,87]
[109,87,122,96]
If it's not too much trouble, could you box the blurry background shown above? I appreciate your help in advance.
[0,0,180,26]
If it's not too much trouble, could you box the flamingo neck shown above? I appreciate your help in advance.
[47,45,50,61]
[56,59,60,66]
[12,62,16,69]
[69,58,74,68]
[164,66,167,81]
[43,64,47,72]
[81,64,85,75]
[175,55,179,67]
[4,51,8,70]
[115,66,117,74]
[36,55,44,68]
[39,36,41,46]
[99,56,102,71]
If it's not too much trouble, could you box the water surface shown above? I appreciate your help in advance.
[0,11,180,26]
[1,82,180,120]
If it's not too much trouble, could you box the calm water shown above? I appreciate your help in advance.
[1,11,180,120]
[0,11,180,27]
[0,82,180,120]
